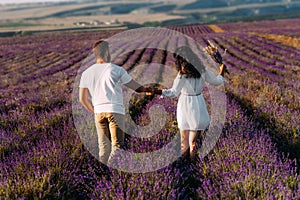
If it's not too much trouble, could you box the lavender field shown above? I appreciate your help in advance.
[1,18,300,199]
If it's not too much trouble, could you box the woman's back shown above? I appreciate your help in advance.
[180,75,205,96]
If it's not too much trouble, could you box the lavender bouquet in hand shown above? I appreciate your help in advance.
[204,40,230,75]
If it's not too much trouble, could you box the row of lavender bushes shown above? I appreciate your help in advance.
[89,95,299,199]
[1,19,299,198]
[204,32,300,163]
[1,87,299,199]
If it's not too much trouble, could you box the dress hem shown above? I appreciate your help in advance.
[178,128,208,131]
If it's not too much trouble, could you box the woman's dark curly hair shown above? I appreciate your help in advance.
[173,46,205,78]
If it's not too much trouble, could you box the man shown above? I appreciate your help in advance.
[79,40,149,165]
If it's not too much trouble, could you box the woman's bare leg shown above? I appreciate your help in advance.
[180,130,189,159]
[189,130,199,161]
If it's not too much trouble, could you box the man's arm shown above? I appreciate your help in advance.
[124,79,150,93]
[79,88,94,113]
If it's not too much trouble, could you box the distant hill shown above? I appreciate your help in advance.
[179,0,287,9]
[28,0,300,24]
[0,0,300,34]
[175,0,300,24]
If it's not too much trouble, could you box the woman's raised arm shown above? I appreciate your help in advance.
[205,68,226,86]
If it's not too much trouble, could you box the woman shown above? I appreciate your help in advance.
[152,46,227,161]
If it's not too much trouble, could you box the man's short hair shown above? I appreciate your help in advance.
[93,40,110,62]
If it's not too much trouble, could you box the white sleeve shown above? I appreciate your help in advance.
[119,68,132,84]
[79,71,89,88]
[205,68,226,86]
[162,73,186,97]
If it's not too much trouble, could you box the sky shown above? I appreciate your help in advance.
[0,0,74,5]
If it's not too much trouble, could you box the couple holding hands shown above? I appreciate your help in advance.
[79,40,227,165]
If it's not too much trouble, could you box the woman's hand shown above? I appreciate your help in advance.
[139,84,163,96]
[145,86,163,96]
[219,63,229,76]
[219,64,225,76]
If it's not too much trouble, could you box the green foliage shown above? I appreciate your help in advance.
[0,22,42,28]
[143,21,161,27]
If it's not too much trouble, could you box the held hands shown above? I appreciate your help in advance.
[144,86,153,96]
[142,85,162,96]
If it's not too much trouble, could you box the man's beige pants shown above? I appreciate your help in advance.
[95,113,124,165]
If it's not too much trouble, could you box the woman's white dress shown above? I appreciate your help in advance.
[162,68,226,131]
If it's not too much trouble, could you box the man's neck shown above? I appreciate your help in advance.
[96,58,108,64]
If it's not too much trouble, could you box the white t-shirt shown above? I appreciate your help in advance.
[79,63,132,114]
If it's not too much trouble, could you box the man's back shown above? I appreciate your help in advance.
[79,63,132,114]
